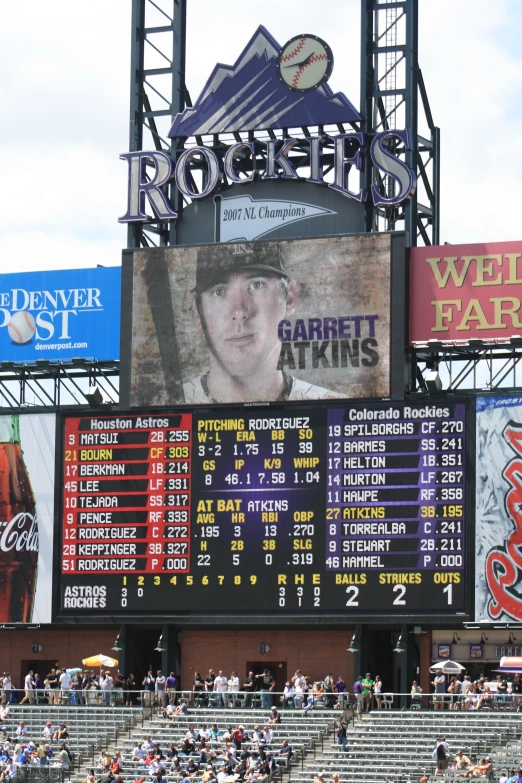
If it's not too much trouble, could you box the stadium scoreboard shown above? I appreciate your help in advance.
[59,402,468,617]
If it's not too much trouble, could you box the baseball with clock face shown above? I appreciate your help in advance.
[276,34,334,93]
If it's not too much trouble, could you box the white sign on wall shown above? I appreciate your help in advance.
[215,194,335,242]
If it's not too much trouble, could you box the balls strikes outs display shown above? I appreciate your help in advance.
[276,34,334,92]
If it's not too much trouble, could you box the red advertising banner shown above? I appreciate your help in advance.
[410,240,522,343]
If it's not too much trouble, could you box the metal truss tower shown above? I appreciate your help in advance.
[360,0,440,246]
[127,0,187,250]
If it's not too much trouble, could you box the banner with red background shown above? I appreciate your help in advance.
[410,240,522,343]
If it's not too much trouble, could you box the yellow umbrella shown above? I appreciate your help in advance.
[82,654,118,668]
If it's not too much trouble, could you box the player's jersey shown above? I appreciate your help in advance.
[183,373,343,404]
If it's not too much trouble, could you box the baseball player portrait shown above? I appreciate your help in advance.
[183,243,342,404]
[128,234,392,407]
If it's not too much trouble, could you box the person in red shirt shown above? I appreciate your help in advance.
[232,726,245,750]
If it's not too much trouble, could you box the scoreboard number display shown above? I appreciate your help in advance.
[59,402,468,617]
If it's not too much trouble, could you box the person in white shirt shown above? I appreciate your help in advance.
[132,744,145,761]
[262,727,273,746]
[2,675,12,705]
[248,753,259,771]
[155,671,167,709]
[283,682,295,709]
[150,758,165,774]
[142,736,154,752]
[460,676,473,711]
[0,707,9,722]
[101,672,113,706]
[213,671,228,708]
[252,726,263,747]
[59,671,71,704]
[292,671,306,709]
[184,727,199,743]
[15,723,27,737]
[43,723,54,740]
[461,676,472,695]
[20,672,34,705]
[431,673,446,710]
[228,671,240,708]
[226,747,237,762]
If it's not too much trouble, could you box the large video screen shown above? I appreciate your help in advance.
[58,401,468,618]
[121,234,396,407]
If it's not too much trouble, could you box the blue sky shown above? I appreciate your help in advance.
[1,0,521,270]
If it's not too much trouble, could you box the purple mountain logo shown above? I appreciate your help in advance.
[168,26,361,138]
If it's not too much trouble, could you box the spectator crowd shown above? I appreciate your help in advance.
[85,712,301,783]
[0,706,74,779]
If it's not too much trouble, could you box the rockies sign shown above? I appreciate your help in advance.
[120,27,416,226]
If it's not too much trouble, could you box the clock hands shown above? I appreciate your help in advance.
[283,52,316,69]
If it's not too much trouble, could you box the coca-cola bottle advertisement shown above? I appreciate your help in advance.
[0,414,55,623]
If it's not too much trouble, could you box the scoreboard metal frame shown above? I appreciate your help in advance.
[52,399,474,625]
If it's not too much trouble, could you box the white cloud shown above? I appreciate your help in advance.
[2,145,125,233]
[0,0,521,274]
[419,0,522,242]
[0,231,122,273]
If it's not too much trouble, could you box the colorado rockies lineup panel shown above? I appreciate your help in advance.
[58,401,468,618]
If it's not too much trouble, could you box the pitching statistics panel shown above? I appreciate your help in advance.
[58,402,468,617]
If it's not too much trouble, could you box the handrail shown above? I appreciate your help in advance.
[2,687,522,711]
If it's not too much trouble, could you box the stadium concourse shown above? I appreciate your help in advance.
[1,681,522,783]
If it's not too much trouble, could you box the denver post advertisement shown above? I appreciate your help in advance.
[0,267,121,363]
[124,234,392,406]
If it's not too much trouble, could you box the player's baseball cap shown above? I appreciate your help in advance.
[193,243,287,294]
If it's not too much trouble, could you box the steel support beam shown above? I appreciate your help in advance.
[411,344,522,392]
[127,0,187,251]
[360,0,439,245]
[0,363,120,410]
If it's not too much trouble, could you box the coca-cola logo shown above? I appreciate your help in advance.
[486,421,522,620]
[0,513,38,553]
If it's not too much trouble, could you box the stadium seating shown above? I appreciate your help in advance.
[8,702,522,783]
[110,706,333,780]
[1,705,138,776]
[297,709,522,783]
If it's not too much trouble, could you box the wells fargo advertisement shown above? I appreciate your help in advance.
[410,241,522,342]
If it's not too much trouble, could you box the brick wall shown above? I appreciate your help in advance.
[0,626,422,696]
[180,629,353,686]
[0,629,116,687]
